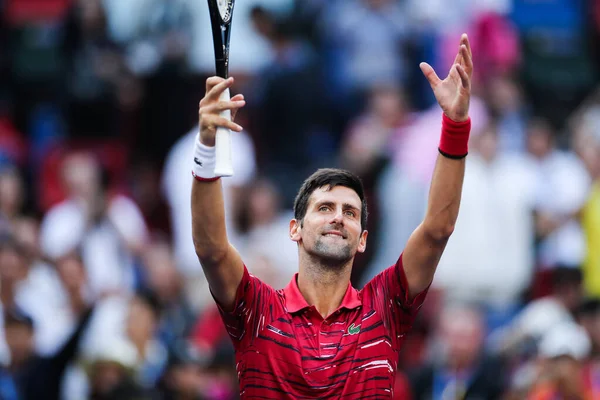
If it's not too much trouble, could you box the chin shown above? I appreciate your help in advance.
[311,240,354,266]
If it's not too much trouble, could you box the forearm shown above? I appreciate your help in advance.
[191,178,229,263]
[422,154,465,240]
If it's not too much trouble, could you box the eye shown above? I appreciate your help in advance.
[319,206,330,212]
[344,210,356,218]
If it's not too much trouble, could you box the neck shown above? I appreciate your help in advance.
[297,253,353,318]
[131,336,151,358]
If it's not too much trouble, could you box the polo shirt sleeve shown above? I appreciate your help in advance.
[213,265,275,349]
[363,253,428,347]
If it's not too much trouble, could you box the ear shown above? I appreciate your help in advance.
[357,230,368,253]
[289,219,302,243]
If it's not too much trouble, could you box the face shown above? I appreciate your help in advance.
[0,171,23,217]
[474,127,498,162]
[91,362,126,394]
[0,246,28,284]
[126,297,157,344]
[527,125,553,158]
[439,308,484,369]
[61,153,101,200]
[290,186,367,267]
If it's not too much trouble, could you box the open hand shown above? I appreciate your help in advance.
[199,77,246,146]
[420,34,473,122]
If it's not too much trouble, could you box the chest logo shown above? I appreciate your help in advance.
[348,323,361,335]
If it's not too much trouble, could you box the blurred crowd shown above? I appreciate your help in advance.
[1,0,600,398]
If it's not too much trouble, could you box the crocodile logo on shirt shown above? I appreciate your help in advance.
[348,323,360,335]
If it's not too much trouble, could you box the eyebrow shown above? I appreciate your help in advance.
[315,200,360,211]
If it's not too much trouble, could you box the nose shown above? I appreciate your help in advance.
[330,209,344,225]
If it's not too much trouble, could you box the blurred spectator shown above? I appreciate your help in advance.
[236,178,297,289]
[251,6,334,208]
[118,0,196,161]
[496,268,584,359]
[158,340,236,400]
[319,0,411,106]
[526,322,591,400]
[142,240,196,350]
[62,0,128,138]
[4,303,94,400]
[357,97,490,284]
[0,166,24,226]
[126,290,168,389]
[118,0,191,77]
[572,108,600,297]
[527,118,591,270]
[338,83,410,282]
[484,74,528,153]
[434,123,536,315]
[84,336,155,400]
[511,0,597,127]
[578,298,600,357]
[158,342,205,400]
[40,151,149,298]
[161,127,255,311]
[339,83,408,178]
[407,303,507,399]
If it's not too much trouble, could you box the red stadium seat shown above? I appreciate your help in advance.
[5,0,72,24]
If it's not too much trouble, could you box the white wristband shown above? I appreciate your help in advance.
[192,134,219,181]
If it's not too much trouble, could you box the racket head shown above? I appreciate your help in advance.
[207,0,236,78]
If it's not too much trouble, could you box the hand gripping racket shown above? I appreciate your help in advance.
[207,0,236,176]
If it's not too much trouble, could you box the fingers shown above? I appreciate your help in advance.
[204,77,234,102]
[205,99,246,114]
[460,33,472,59]
[456,64,470,90]
[420,62,441,88]
[452,48,462,68]
[201,114,243,132]
[460,44,473,77]
[230,94,245,102]
[459,34,473,76]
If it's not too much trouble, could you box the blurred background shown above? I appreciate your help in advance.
[0,0,600,398]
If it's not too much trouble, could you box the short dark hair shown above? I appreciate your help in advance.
[134,289,162,320]
[293,168,368,230]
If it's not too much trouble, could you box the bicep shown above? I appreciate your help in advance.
[402,223,448,299]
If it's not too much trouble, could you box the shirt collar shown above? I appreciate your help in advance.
[283,273,362,314]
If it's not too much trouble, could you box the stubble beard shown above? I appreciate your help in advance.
[310,236,353,269]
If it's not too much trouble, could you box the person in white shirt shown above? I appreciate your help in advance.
[526,118,591,269]
[40,152,149,298]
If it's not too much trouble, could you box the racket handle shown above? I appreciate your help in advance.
[214,88,234,177]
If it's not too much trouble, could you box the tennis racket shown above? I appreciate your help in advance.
[207,0,236,176]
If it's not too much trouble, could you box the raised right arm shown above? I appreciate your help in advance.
[192,76,246,311]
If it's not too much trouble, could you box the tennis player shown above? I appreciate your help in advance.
[191,34,473,399]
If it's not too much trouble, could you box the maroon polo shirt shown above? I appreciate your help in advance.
[216,253,428,399]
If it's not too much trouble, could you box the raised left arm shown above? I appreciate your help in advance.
[403,34,473,298]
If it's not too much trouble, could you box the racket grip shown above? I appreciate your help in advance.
[214,88,234,177]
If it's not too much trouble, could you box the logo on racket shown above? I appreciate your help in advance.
[217,0,233,22]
